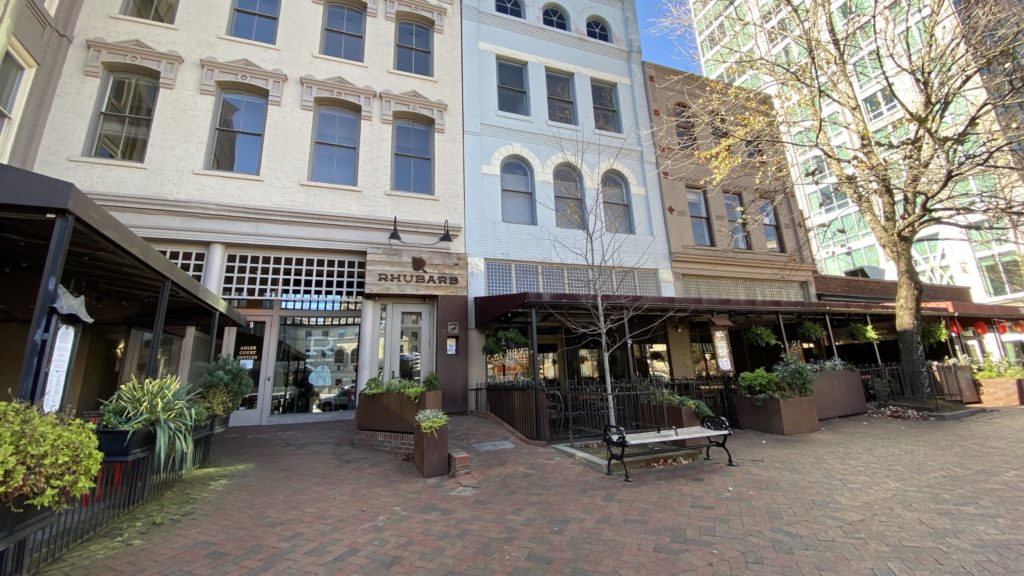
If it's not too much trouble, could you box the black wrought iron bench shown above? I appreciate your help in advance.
[602,416,736,482]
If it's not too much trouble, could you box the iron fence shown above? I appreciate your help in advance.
[0,433,213,576]
[857,362,979,409]
[472,377,737,446]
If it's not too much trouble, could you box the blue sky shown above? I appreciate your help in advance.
[635,0,702,74]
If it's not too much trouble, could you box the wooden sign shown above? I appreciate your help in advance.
[364,248,468,296]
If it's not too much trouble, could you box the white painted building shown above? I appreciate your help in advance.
[462,0,674,385]
[32,0,470,423]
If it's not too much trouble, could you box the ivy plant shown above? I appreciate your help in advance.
[744,325,780,348]
[846,322,879,343]
[415,409,449,437]
[798,320,826,342]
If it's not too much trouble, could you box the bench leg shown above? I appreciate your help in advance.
[713,435,737,467]
[603,441,631,482]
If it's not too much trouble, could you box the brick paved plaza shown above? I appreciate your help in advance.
[42,408,1024,576]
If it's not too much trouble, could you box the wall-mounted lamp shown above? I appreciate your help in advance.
[388,217,454,246]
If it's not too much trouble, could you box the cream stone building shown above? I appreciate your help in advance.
[33,0,468,423]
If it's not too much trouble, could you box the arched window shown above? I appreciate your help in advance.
[672,102,695,149]
[542,5,568,30]
[601,172,632,234]
[586,18,610,42]
[322,3,366,62]
[496,0,523,18]
[501,158,535,225]
[553,164,584,230]
[311,104,360,186]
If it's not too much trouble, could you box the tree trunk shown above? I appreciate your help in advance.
[597,295,616,426]
[892,245,928,397]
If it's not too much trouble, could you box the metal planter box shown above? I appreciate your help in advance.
[735,395,819,435]
[414,426,449,478]
[979,378,1024,406]
[813,370,867,419]
[355,390,442,434]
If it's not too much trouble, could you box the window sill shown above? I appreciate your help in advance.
[386,189,438,201]
[68,156,148,169]
[193,169,264,182]
[300,180,361,193]
[494,110,532,122]
[547,120,580,131]
[312,52,368,67]
[217,34,280,50]
[109,14,179,29]
[594,128,625,139]
[388,68,436,82]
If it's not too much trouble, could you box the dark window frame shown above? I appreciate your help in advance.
[311,103,361,186]
[321,2,366,62]
[228,0,281,45]
[91,71,160,163]
[394,20,433,77]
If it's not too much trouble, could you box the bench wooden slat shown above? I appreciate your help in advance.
[617,426,729,446]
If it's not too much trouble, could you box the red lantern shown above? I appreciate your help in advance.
[973,320,988,336]
[997,322,1008,335]
[949,320,960,336]
[1016,322,1024,334]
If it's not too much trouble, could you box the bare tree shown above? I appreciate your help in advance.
[534,127,685,425]
[657,0,1024,392]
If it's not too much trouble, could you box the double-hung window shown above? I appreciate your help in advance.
[554,164,585,229]
[724,193,750,250]
[209,90,268,175]
[601,172,633,234]
[687,187,713,246]
[862,86,898,122]
[322,3,366,62]
[395,21,432,76]
[673,103,696,148]
[497,59,528,115]
[591,80,620,132]
[759,200,784,253]
[311,105,360,186]
[392,119,432,194]
[229,0,280,44]
[0,52,25,148]
[122,0,178,23]
[501,158,535,225]
[92,72,159,162]
[546,70,575,125]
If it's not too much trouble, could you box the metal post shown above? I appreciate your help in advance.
[624,316,637,381]
[18,214,74,403]
[944,317,956,358]
[208,311,220,362]
[147,280,172,378]
[777,312,789,350]
[530,307,541,440]
[825,314,839,359]
[992,320,1006,359]
[866,314,882,366]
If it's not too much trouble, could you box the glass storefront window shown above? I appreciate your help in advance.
[633,343,670,381]
[272,316,360,415]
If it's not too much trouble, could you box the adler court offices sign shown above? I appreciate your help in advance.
[364,248,468,296]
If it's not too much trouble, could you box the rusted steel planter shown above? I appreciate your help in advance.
[637,403,702,447]
[735,395,819,435]
[979,378,1024,406]
[356,390,442,434]
[414,426,449,478]
[813,370,867,419]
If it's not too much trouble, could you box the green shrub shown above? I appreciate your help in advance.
[415,409,449,437]
[363,378,426,402]
[423,372,441,392]
[0,401,102,511]
[195,386,233,417]
[774,354,815,397]
[798,321,826,342]
[198,355,254,412]
[974,355,1024,379]
[101,375,197,472]
[846,322,879,343]
[920,322,949,348]
[647,389,714,417]
[738,368,782,398]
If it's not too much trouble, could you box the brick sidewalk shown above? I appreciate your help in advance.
[41,408,1024,575]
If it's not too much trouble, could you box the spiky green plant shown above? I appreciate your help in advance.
[101,375,197,473]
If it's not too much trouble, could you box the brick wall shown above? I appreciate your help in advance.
[814,274,973,303]
[352,430,414,458]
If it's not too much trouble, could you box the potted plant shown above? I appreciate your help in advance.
[99,375,198,472]
[196,355,254,432]
[639,388,714,447]
[1,401,103,537]
[811,357,867,419]
[921,322,949,349]
[846,322,879,343]
[413,409,450,478]
[973,356,1024,406]
[744,325,780,348]
[735,355,819,435]
[355,375,442,434]
[798,321,826,343]
[482,328,528,356]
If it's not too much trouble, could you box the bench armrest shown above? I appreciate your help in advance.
[603,424,627,444]
[700,415,732,432]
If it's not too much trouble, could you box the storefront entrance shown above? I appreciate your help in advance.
[376,301,434,381]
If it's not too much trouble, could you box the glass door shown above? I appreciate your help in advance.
[230,317,274,427]
[381,302,433,382]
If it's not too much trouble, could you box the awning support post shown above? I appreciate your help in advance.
[18,214,75,403]
[624,316,636,381]
[147,280,172,378]
[866,314,882,366]
[825,314,839,359]
[777,312,789,350]
[208,311,220,361]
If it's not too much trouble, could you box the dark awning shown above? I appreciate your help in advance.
[0,163,244,327]
[473,291,1024,328]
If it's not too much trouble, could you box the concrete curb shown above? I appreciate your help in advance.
[923,407,988,420]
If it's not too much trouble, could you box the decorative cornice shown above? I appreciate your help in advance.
[312,0,380,17]
[380,90,448,132]
[385,0,447,32]
[300,75,375,119]
[84,38,184,89]
[199,57,287,105]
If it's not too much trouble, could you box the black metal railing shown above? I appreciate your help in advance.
[0,433,213,576]
[857,362,979,408]
[472,377,737,446]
